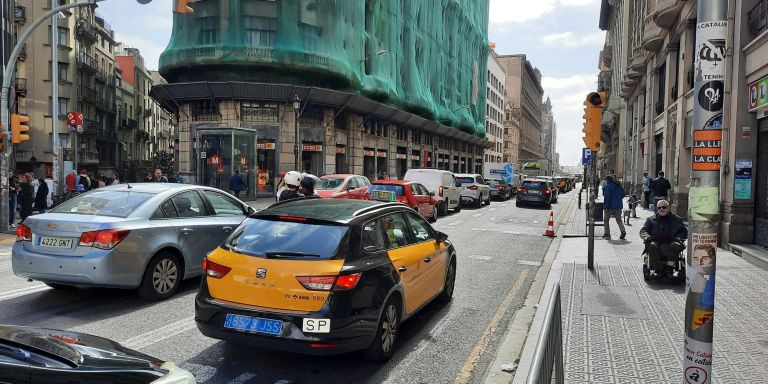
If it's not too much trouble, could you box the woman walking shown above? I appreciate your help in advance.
[34,177,48,215]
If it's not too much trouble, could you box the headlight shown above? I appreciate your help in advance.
[150,362,196,384]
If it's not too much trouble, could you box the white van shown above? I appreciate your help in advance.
[403,169,462,216]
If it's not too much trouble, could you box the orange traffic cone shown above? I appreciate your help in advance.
[544,211,556,237]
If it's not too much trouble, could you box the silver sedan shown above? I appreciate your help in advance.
[12,183,253,300]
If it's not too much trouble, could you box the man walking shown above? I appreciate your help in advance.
[602,175,626,240]
[229,170,247,198]
[642,172,652,209]
[650,171,672,213]
[151,169,168,183]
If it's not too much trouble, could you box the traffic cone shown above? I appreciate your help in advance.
[544,211,556,237]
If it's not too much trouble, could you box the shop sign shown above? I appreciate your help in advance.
[742,126,751,139]
[749,77,768,112]
[335,146,346,154]
[396,154,407,159]
[257,142,275,150]
[410,155,420,160]
[240,155,247,166]
[302,144,322,152]
[692,128,722,171]
[377,151,387,158]
[208,154,221,165]
[217,167,224,174]
[364,149,375,156]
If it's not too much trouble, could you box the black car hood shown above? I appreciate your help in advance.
[0,324,163,370]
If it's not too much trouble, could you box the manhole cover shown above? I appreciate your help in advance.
[581,285,646,319]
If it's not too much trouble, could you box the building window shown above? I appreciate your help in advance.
[241,101,278,123]
[191,100,219,121]
[244,16,276,46]
[58,27,68,46]
[48,62,68,81]
[48,97,68,118]
[198,16,219,44]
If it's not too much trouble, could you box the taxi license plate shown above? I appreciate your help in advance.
[38,236,73,249]
[223,314,283,336]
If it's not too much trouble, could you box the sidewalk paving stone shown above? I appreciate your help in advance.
[555,200,768,383]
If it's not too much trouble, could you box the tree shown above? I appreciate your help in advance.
[151,151,175,177]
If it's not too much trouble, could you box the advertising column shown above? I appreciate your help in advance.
[683,1,727,382]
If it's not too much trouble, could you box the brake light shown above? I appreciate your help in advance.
[438,186,444,197]
[518,187,527,193]
[203,258,231,279]
[542,188,551,195]
[16,224,31,242]
[467,185,478,190]
[296,273,363,291]
[78,229,130,250]
[496,185,504,190]
[279,216,307,222]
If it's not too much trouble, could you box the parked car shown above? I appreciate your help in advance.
[195,198,457,362]
[315,174,371,199]
[487,178,513,200]
[366,180,438,222]
[455,173,491,207]
[537,176,559,203]
[516,178,556,209]
[12,183,253,300]
[0,324,195,383]
[403,169,462,216]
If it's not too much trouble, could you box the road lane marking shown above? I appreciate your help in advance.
[0,284,50,301]
[500,204,508,207]
[228,373,257,383]
[446,220,464,226]
[472,213,483,217]
[467,255,492,261]
[488,208,497,212]
[121,316,196,350]
[516,260,542,267]
[413,311,455,355]
[453,268,530,384]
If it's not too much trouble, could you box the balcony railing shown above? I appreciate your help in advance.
[14,5,25,24]
[78,52,98,73]
[76,20,98,44]
[82,119,98,135]
[14,78,27,95]
[122,118,138,130]
[79,86,98,103]
[79,151,100,162]
[749,0,768,38]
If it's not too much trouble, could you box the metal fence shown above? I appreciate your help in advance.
[525,283,564,384]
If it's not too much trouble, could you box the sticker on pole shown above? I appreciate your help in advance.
[695,21,727,77]
[692,130,722,171]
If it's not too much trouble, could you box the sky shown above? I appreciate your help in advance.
[96,0,604,167]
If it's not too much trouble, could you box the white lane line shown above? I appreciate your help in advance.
[516,260,542,267]
[228,373,258,383]
[467,255,492,261]
[413,311,455,355]
[180,363,217,383]
[0,284,50,301]
[121,316,196,350]
[446,220,464,226]
[472,213,482,217]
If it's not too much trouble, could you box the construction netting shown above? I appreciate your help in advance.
[159,0,489,137]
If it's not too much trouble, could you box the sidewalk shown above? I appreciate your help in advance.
[523,199,768,383]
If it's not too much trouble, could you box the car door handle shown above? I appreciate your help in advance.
[423,257,432,263]
[398,266,408,272]
[181,228,193,235]
[222,226,233,233]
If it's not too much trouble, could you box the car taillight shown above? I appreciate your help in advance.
[296,273,362,291]
[467,185,478,190]
[518,187,527,193]
[542,188,551,195]
[202,258,231,279]
[16,224,31,242]
[496,185,504,190]
[438,186,444,197]
[78,229,130,250]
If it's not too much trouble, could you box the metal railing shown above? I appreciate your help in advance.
[526,284,564,384]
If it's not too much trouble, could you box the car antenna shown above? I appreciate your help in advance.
[126,181,132,189]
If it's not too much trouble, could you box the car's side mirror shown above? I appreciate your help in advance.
[428,192,435,197]
[247,206,256,215]
[436,231,448,243]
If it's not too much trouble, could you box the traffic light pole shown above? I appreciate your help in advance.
[683,0,727,382]
[587,156,595,270]
[51,0,61,200]
[0,0,101,233]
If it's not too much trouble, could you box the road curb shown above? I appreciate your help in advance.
[483,193,576,384]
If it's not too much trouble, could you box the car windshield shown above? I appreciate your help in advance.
[457,177,474,184]
[50,191,152,218]
[489,180,504,186]
[316,178,345,190]
[367,184,405,196]
[225,218,349,260]
[523,181,544,190]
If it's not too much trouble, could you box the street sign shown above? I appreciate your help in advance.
[67,111,83,134]
[200,151,206,159]
[581,148,592,165]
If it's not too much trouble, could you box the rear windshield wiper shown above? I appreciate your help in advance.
[265,252,321,259]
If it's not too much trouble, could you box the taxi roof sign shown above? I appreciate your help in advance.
[369,190,397,202]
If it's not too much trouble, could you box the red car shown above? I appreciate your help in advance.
[315,174,371,199]
[366,180,437,222]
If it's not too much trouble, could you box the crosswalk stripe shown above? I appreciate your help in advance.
[0,284,49,301]
[121,316,196,350]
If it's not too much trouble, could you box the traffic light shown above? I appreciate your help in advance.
[11,113,30,144]
[174,0,195,13]
[582,91,605,152]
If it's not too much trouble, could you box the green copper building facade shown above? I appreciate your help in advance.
[152,0,491,196]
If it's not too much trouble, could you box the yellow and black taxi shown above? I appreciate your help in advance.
[195,197,457,362]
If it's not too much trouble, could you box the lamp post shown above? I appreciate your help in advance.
[292,95,300,171]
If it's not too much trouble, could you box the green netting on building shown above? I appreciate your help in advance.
[159,0,489,137]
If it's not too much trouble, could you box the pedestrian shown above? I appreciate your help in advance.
[34,177,49,215]
[78,169,91,191]
[229,170,247,198]
[642,172,652,209]
[378,171,389,181]
[19,174,34,223]
[300,176,316,197]
[602,175,627,240]
[151,168,168,183]
[650,171,672,214]
[65,170,76,193]
[640,199,688,276]
[278,171,304,202]
[8,171,18,228]
[112,174,121,185]
[627,194,639,218]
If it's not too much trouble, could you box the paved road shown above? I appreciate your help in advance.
[0,191,576,384]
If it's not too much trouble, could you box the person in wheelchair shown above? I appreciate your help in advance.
[639,199,687,275]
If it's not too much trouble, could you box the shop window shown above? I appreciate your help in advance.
[244,16,276,46]
[198,16,219,45]
[191,100,219,121]
[241,101,278,123]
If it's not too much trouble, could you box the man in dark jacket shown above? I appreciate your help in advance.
[18,173,34,222]
[229,170,247,198]
[650,171,672,213]
[34,177,49,214]
[602,175,626,239]
[640,199,688,273]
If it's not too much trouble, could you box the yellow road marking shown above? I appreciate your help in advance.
[454,268,531,384]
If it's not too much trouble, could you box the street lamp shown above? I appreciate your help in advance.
[292,95,300,171]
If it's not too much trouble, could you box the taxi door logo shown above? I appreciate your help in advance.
[256,268,267,279]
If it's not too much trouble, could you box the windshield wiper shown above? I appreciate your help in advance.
[265,252,321,259]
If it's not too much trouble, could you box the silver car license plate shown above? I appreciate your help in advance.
[38,236,73,249]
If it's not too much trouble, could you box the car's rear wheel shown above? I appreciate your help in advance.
[437,201,447,216]
[454,200,461,213]
[473,197,482,208]
[484,193,491,205]
[429,205,437,222]
[138,251,182,301]
[438,258,456,303]
[362,298,401,362]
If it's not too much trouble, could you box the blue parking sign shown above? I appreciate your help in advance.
[581,148,592,165]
